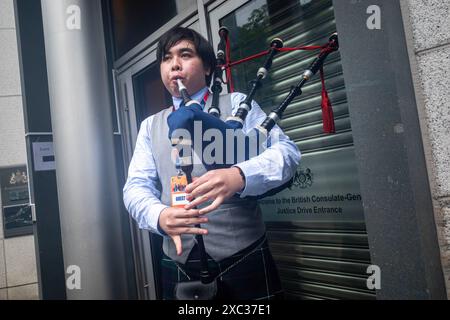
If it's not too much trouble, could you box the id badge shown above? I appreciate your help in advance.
[171,174,189,208]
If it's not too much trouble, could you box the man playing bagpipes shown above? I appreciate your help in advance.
[123,27,301,300]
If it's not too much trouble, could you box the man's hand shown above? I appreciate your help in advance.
[158,207,208,256]
[184,167,245,215]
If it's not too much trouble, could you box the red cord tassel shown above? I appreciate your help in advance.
[225,36,234,93]
[320,68,335,134]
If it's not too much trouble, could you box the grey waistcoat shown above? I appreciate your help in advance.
[150,93,266,264]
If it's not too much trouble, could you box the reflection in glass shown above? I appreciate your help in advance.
[133,62,172,125]
[109,0,196,58]
[221,0,334,111]
[4,205,32,229]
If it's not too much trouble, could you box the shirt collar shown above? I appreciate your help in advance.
[172,87,209,111]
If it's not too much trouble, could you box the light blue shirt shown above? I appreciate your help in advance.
[123,87,301,235]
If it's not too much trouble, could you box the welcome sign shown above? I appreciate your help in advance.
[259,147,365,222]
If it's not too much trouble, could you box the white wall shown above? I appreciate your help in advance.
[0,0,38,300]
[402,0,450,298]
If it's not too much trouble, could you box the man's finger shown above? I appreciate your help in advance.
[185,194,212,210]
[186,182,214,202]
[172,235,182,256]
[173,209,201,218]
[171,217,208,227]
[199,197,223,215]
[186,175,208,193]
[182,227,208,235]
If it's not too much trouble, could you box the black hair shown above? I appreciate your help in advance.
[157,27,217,86]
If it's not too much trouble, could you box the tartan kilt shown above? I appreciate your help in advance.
[160,235,284,300]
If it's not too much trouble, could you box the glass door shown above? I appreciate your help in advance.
[209,0,374,300]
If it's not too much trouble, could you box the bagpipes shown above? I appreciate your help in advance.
[170,29,339,300]
[168,28,339,197]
